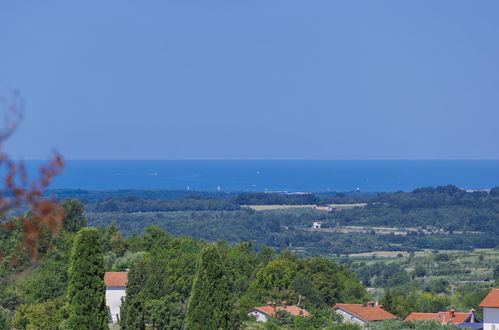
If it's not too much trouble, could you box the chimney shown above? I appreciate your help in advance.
[469,308,476,323]
[450,309,455,319]
[366,301,375,307]
[282,301,287,309]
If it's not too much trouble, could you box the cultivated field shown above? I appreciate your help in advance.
[242,205,315,211]
[243,203,367,211]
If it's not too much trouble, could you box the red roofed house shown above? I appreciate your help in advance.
[104,271,128,324]
[332,301,397,325]
[405,309,481,327]
[479,288,499,330]
[248,301,310,322]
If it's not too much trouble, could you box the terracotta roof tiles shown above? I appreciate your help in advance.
[251,305,310,317]
[405,311,469,324]
[332,303,397,322]
[104,272,128,287]
[479,288,499,308]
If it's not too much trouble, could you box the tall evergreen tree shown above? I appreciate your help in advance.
[120,259,147,330]
[380,291,395,314]
[185,245,234,330]
[65,228,108,329]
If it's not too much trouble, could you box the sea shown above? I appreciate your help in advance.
[20,160,499,193]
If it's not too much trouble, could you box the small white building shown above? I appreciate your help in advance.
[332,302,397,325]
[248,302,310,322]
[315,205,332,211]
[480,288,499,330]
[104,271,128,323]
[312,222,322,229]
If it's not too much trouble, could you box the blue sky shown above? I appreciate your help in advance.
[0,1,498,160]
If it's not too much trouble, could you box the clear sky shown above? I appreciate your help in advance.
[0,1,498,160]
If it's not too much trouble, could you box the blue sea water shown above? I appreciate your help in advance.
[21,160,499,192]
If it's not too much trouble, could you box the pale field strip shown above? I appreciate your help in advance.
[346,248,499,259]
[242,203,367,211]
[329,203,367,208]
[242,205,315,211]
[308,225,484,236]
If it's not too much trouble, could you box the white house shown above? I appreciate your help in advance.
[480,288,499,330]
[312,222,322,229]
[332,302,397,326]
[248,302,310,322]
[314,205,332,212]
[104,271,128,323]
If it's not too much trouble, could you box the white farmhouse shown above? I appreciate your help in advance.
[104,271,128,324]
[248,302,310,322]
[312,222,322,229]
[480,288,499,330]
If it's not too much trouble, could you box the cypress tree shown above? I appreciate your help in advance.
[65,228,108,329]
[380,290,395,314]
[120,259,147,330]
[185,245,233,330]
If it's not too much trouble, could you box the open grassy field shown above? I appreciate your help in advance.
[329,203,367,209]
[242,204,315,211]
[348,251,410,258]
[242,203,367,211]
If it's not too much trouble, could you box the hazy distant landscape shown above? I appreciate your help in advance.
[72,185,499,256]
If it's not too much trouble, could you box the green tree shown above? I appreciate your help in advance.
[185,245,235,330]
[61,199,87,232]
[120,259,147,330]
[0,306,11,330]
[493,264,499,282]
[102,220,127,256]
[65,228,108,329]
[143,295,183,329]
[380,291,395,314]
[412,264,427,278]
[12,297,63,330]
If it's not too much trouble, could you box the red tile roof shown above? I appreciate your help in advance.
[405,311,469,324]
[479,288,499,308]
[104,272,128,287]
[251,305,310,317]
[332,304,397,322]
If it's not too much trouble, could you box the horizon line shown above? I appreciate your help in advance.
[20,158,499,162]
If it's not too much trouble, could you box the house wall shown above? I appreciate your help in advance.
[106,286,126,323]
[335,308,365,325]
[483,308,499,330]
[248,310,268,322]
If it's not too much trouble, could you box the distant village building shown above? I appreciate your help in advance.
[104,271,128,323]
[248,301,310,322]
[480,288,499,330]
[314,205,332,211]
[332,302,397,325]
[312,221,322,229]
[406,309,481,328]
